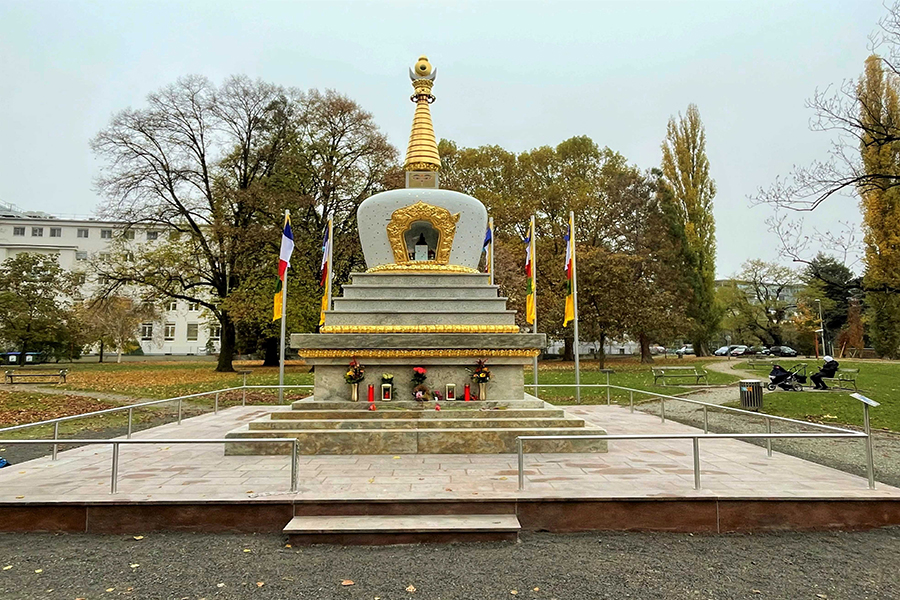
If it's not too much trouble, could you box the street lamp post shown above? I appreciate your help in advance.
[815,299,827,356]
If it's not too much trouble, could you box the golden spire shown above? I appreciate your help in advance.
[404,56,441,172]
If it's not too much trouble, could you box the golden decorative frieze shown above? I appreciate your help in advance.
[320,325,521,334]
[366,262,478,274]
[297,349,540,358]
[386,201,459,265]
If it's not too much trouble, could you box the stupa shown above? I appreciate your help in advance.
[226,57,607,455]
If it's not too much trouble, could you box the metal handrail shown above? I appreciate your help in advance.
[0,438,300,495]
[515,430,875,492]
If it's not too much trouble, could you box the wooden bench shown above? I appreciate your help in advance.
[747,359,774,369]
[4,369,68,384]
[821,368,859,391]
[651,366,708,386]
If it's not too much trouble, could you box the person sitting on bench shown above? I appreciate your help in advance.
[811,356,839,390]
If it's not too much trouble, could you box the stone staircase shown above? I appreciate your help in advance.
[225,397,607,455]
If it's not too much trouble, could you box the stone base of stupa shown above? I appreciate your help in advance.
[225,271,608,455]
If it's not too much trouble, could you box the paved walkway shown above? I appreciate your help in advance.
[0,403,895,503]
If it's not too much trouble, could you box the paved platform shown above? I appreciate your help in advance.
[2,404,899,533]
[0,404,894,502]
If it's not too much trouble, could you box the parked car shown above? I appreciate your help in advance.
[749,346,767,355]
[675,344,695,357]
[650,345,667,355]
[714,346,730,356]
[768,346,798,357]
[730,345,749,356]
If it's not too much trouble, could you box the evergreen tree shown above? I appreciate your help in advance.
[660,104,720,355]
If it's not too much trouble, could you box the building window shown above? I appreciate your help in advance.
[167,301,178,311]
[13,227,25,236]
[75,251,87,261]
[99,253,110,262]
[77,228,89,238]
[209,325,221,340]
[98,275,109,285]
[123,229,135,240]
[101,229,112,239]
[188,302,199,312]
[125,251,134,261]
[140,323,153,340]
[31,227,43,237]
[186,323,199,341]
[74,273,86,285]
[146,230,159,241]
[50,227,62,238]
[164,323,176,341]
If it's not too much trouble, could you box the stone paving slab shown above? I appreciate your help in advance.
[0,404,897,503]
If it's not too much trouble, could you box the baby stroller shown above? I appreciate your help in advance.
[767,363,808,391]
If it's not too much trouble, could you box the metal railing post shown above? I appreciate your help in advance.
[291,439,299,493]
[864,404,876,489]
[703,406,709,434]
[214,392,219,414]
[606,371,611,406]
[629,390,634,413]
[766,418,772,457]
[51,421,59,461]
[517,438,524,491]
[660,399,666,423]
[177,398,183,425]
[692,437,701,490]
[110,442,119,494]
[127,407,133,439]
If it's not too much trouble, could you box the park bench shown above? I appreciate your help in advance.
[821,368,860,391]
[651,366,708,386]
[747,358,774,369]
[4,369,68,384]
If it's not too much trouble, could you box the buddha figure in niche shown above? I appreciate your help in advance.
[404,220,438,261]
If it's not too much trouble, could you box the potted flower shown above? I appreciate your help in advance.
[470,359,491,401]
[411,366,429,402]
[381,373,394,401]
[344,359,365,401]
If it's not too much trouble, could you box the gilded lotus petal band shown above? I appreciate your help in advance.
[365,262,478,274]
[297,349,540,358]
[320,325,521,334]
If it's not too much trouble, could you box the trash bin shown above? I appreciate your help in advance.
[739,379,763,411]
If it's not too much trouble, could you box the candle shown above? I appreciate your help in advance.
[464,384,471,402]
[368,384,375,403]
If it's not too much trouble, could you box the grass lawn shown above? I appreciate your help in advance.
[528,357,738,405]
[734,359,900,432]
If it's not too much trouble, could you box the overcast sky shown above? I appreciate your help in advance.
[0,1,883,276]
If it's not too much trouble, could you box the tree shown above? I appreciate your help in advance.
[660,104,720,355]
[798,253,861,349]
[718,260,799,347]
[79,296,158,363]
[92,76,398,371]
[0,253,78,359]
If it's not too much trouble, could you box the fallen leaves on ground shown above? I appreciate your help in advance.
[406,584,416,593]
[0,392,118,427]
[341,580,354,586]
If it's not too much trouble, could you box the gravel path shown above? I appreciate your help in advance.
[636,361,900,489]
[1,529,898,600]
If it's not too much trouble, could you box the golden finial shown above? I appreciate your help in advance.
[404,55,441,174]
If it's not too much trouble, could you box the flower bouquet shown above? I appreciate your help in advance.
[345,359,365,401]
[470,359,491,400]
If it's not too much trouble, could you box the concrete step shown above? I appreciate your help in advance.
[248,417,585,430]
[332,298,510,312]
[283,514,520,545]
[270,408,567,420]
[324,310,517,326]
[224,425,609,455]
[342,284,501,300]
[290,400,547,410]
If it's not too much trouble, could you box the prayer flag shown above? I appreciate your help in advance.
[525,218,536,325]
[273,214,294,321]
[563,214,575,327]
[482,221,493,275]
[318,219,333,326]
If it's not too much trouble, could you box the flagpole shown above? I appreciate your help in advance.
[531,215,539,398]
[488,217,495,286]
[570,211,581,404]
[326,217,334,311]
[278,209,290,404]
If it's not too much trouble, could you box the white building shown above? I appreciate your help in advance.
[0,201,220,356]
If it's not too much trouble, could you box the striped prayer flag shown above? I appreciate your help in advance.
[563,213,575,327]
[482,220,493,275]
[273,214,294,321]
[318,219,333,326]
[525,218,536,325]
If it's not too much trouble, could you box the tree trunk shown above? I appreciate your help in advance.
[597,333,606,370]
[116,351,122,363]
[99,340,104,363]
[639,332,654,364]
[262,336,279,367]
[563,337,574,362]
[216,311,236,372]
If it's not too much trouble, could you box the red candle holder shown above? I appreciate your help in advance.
[367,384,375,403]
[464,384,471,402]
